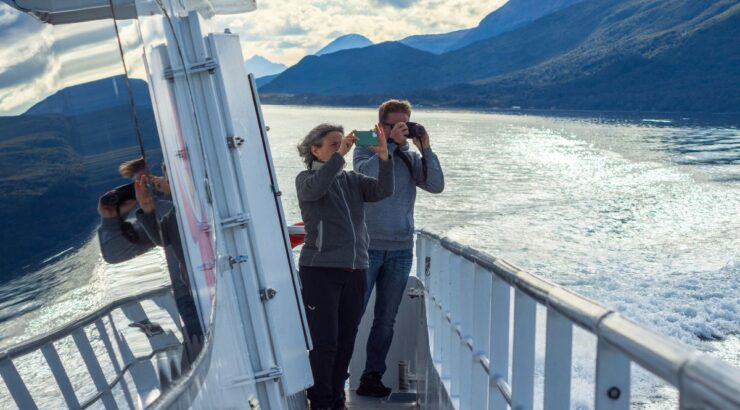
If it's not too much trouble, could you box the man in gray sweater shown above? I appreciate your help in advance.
[353,99,444,396]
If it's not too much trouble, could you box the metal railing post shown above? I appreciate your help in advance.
[416,235,425,279]
[471,264,492,409]
[438,250,451,383]
[595,339,630,410]
[72,329,119,409]
[448,254,462,400]
[431,243,443,366]
[94,319,136,409]
[41,343,81,408]
[0,360,38,409]
[458,258,476,409]
[511,289,536,410]
[543,310,573,410]
[489,275,510,410]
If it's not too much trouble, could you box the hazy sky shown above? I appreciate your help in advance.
[216,0,507,66]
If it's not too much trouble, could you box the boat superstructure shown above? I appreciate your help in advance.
[0,1,739,409]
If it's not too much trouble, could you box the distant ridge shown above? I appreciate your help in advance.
[25,76,151,116]
[245,55,287,78]
[399,29,470,54]
[448,0,586,51]
[399,0,585,53]
[315,34,373,56]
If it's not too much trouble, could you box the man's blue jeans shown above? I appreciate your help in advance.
[362,248,414,376]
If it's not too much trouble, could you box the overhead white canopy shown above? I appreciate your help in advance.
[1,0,256,24]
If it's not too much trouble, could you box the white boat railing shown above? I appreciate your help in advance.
[415,229,740,410]
[0,286,182,409]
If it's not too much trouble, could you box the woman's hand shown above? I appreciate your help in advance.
[369,124,389,161]
[338,131,357,157]
[135,174,156,214]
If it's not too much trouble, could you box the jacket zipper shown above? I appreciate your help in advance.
[337,180,356,269]
[317,220,324,252]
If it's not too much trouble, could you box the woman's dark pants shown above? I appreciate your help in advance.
[300,266,367,409]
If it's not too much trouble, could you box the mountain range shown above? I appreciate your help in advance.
[260,0,740,113]
[249,34,375,87]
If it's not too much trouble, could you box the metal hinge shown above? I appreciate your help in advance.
[164,58,218,79]
[226,135,245,149]
[271,184,282,196]
[221,213,251,229]
[228,255,249,269]
[259,288,277,301]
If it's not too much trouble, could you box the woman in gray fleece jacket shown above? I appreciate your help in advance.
[296,123,393,410]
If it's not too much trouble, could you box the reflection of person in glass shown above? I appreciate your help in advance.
[96,158,203,367]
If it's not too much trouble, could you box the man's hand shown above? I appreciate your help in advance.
[151,175,170,194]
[135,175,156,214]
[98,197,136,219]
[413,129,431,151]
[339,132,358,157]
[369,124,389,161]
[390,122,408,145]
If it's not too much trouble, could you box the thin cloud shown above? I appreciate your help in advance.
[374,0,418,8]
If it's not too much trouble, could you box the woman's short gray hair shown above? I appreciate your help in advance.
[297,123,344,168]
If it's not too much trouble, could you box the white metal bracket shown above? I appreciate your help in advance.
[231,366,283,388]
[164,58,218,79]
[221,213,251,229]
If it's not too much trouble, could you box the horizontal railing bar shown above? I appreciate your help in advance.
[477,354,490,373]
[493,374,512,405]
[0,286,172,361]
[417,229,740,406]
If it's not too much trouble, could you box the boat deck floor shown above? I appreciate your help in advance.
[346,390,418,409]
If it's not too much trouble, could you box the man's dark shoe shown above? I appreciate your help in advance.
[356,372,392,397]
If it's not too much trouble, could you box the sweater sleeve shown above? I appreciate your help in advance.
[98,216,155,264]
[296,153,345,202]
[137,207,187,268]
[135,210,164,247]
[353,145,380,177]
[415,147,444,193]
[358,156,394,202]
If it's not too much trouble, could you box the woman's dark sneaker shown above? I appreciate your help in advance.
[356,372,392,397]
[332,390,347,409]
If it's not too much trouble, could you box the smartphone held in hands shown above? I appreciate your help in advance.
[355,130,379,146]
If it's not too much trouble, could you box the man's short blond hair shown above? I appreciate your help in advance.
[378,99,412,122]
[119,157,147,179]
